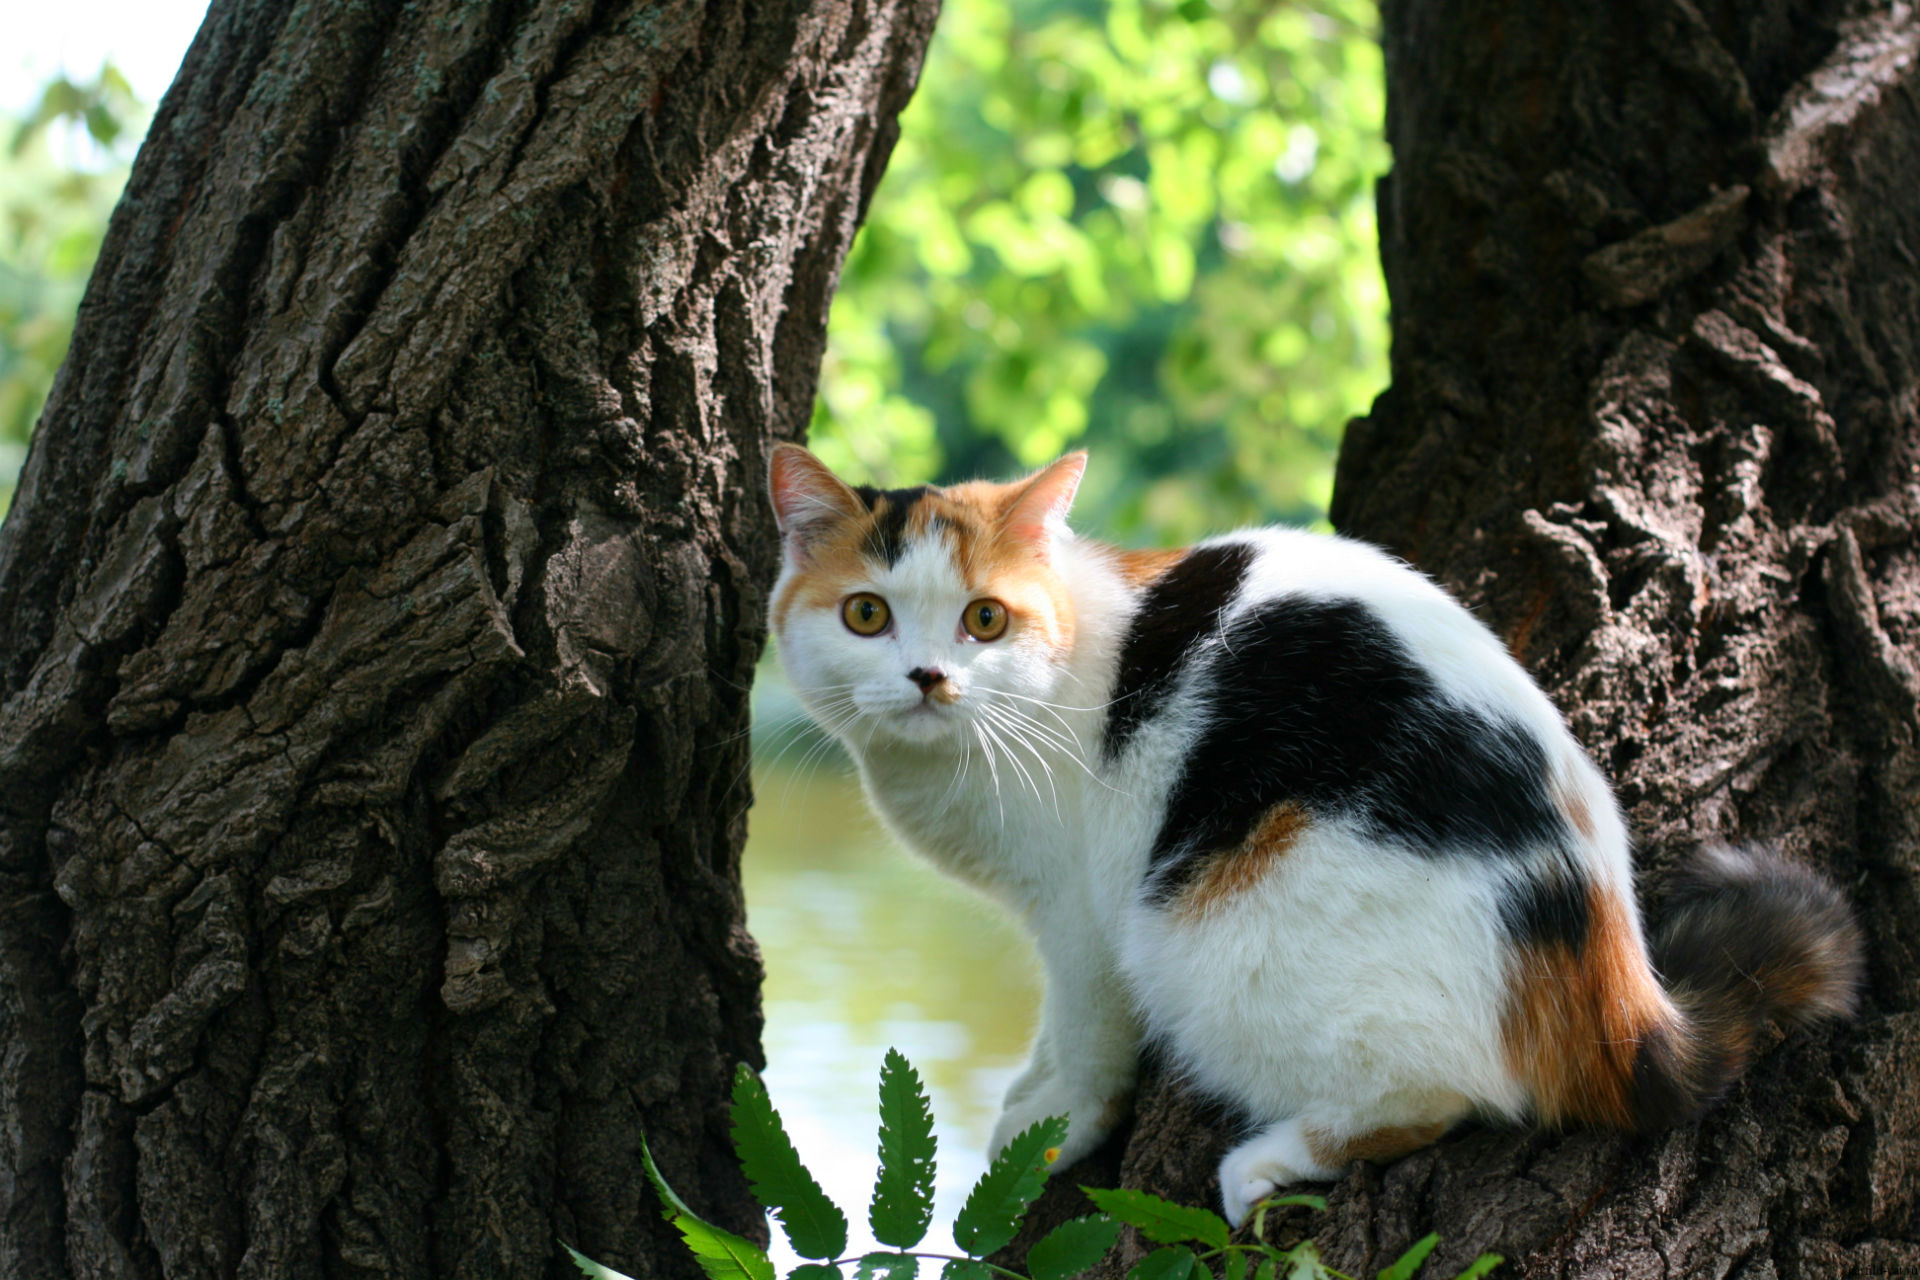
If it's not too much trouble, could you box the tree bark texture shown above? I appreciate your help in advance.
[0,0,935,1276]
[1005,3,1920,1277]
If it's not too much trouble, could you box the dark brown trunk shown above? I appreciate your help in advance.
[0,0,936,1276]
[1007,3,1920,1276]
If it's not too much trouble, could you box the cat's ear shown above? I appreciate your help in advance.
[770,443,865,555]
[1003,451,1087,556]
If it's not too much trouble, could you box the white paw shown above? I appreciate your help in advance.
[1217,1121,1328,1228]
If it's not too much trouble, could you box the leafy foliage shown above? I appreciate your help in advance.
[871,1048,938,1248]
[1083,1188,1229,1250]
[952,1115,1070,1257]
[1028,1216,1126,1280]
[577,1053,1502,1280]
[640,1135,779,1280]
[815,0,1387,542]
[733,1064,851,1260]
[0,64,146,514]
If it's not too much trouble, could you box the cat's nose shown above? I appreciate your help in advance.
[906,667,947,695]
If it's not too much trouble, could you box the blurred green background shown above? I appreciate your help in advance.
[2,0,1386,1263]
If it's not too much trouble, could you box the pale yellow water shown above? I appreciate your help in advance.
[743,726,1042,1268]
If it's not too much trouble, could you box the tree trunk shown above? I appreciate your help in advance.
[0,0,935,1276]
[1008,3,1920,1276]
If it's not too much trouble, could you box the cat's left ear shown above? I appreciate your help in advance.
[1004,451,1087,556]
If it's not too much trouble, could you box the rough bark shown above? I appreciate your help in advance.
[1007,2,1920,1276]
[0,0,936,1276]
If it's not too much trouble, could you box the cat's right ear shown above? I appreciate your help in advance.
[770,444,865,557]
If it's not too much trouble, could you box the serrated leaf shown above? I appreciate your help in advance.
[1450,1255,1503,1280]
[942,1261,994,1280]
[1082,1188,1230,1250]
[1128,1246,1200,1280]
[1376,1234,1438,1280]
[731,1065,849,1260]
[1029,1214,1124,1280]
[641,1135,777,1280]
[952,1114,1069,1256]
[791,1267,844,1280]
[564,1242,639,1280]
[871,1049,937,1248]
[853,1253,918,1280]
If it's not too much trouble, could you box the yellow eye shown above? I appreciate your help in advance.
[842,593,891,636]
[962,598,1009,641]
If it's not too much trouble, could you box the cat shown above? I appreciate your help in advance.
[765,444,1864,1225]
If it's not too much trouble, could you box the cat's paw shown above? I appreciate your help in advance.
[989,1084,1126,1172]
[1217,1120,1332,1228]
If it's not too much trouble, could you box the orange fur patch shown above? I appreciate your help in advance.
[1553,775,1596,841]
[1110,546,1188,587]
[1502,885,1673,1129]
[1304,1119,1451,1169]
[773,478,1079,655]
[1175,803,1309,919]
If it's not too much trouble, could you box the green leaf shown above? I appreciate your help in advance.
[1283,1241,1321,1280]
[871,1049,938,1248]
[564,1242,639,1280]
[641,1135,777,1280]
[1128,1245,1201,1280]
[1082,1188,1230,1250]
[1251,1259,1277,1280]
[1449,1256,1503,1280]
[1029,1214,1124,1280]
[952,1114,1069,1256]
[1376,1234,1438,1280]
[731,1065,849,1260]
[1224,1250,1250,1280]
[853,1253,918,1280]
[941,1261,994,1280]
[791,1267,844,1280]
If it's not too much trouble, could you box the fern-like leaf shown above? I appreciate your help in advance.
[1377,1234,1439,1280]
[951,1115,1069,1256]
[563,1242,638,1280]
[870,1048,937,1248]
[731,1064,849,1261]
[1127,1245,1201,1280]
[1082,1188,1230,1251]
[641,1134,777,1280]
[1028,1214,1123,1280]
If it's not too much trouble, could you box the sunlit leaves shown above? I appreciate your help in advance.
[817,0,1389,541]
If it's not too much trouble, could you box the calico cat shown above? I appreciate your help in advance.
[765,444,1863,1224]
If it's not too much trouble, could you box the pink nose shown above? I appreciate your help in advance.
[907,667,947,694]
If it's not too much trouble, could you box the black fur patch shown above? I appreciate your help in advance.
[1631,1019,1714,1129]
[853,485,934,566]
[1103,543,1256,756]
[1141,595,1569,902]
[1498,874,1591,952]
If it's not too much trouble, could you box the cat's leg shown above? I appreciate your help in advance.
[1217,1095,1469,1227]
[989,918,1139,1169]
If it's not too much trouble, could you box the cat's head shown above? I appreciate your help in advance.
[768,444,1085,751]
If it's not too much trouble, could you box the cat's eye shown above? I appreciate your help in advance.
[842,593,891,636]
[961,598,1009,641]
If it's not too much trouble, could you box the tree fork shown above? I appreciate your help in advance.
[0,0,937,1276]
[1006,4,1920,1277]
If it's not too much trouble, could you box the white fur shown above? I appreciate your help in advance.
[772,516,1634,1223]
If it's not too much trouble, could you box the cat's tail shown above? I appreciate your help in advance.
[1632,846,1864,1128]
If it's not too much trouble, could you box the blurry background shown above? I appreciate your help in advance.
[1,0,1386,1262]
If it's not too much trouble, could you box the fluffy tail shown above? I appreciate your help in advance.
[1634,846,1864,1128]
